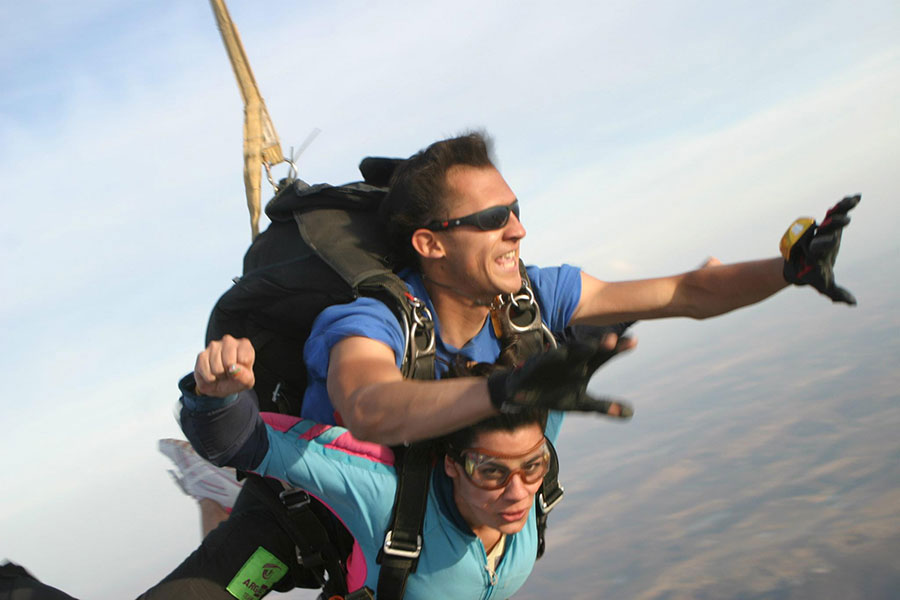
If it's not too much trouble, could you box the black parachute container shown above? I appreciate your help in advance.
[205,157,434,416]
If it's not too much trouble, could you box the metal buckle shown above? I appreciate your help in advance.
[382,530,422,559]
[492,276,542,334]
[408,296,435,355]
[538,484,565,514]
[279,488,312,512]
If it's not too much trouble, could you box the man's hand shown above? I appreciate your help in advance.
[781,195,860,305]
[194,335,256,397]
[487,334,635,418]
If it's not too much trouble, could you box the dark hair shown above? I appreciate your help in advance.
[379,131,496,268]
[441,409,548,454]
[438,355,548,453]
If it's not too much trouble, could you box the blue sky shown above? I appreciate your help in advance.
[1,1,898,597]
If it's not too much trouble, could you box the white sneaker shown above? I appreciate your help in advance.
[159,438,243,510]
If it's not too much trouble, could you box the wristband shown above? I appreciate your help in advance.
[779,217,815,261]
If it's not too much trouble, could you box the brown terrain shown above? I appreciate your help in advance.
[517,265,900,599]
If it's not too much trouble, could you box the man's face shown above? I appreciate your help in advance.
[444,423,545,536]
[432,165,526,299]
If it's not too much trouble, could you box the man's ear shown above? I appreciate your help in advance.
[411,228,445,260]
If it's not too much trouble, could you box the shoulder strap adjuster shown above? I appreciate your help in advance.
[344,587,375,600]
[382,530,422,559]
[279,488,312,512]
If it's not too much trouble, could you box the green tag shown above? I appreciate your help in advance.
[226,546,289,600]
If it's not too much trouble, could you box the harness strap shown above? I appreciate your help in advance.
[535,440,564,559]
[375,443,433,600]
[363,275,437,600]
[241,475,349,597]
[358,274,436,381]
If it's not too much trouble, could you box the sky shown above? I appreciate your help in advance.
[0,1,898,598]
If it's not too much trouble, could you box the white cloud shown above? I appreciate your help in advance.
[522,49,900,273]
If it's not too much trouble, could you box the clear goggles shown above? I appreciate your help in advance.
[450,437,550,490]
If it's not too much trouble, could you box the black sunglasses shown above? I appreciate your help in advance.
[425,200,520,231]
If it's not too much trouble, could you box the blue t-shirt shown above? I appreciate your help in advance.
[301,264,583,436]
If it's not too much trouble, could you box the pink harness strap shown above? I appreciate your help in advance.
[325,432,395,466]
[261,412,304,433]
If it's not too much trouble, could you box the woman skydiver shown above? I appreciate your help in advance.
[162,332,631,599]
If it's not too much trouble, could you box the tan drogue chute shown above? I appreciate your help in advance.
[209,0,284,240]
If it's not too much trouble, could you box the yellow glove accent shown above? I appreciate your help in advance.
[779,217,815,261]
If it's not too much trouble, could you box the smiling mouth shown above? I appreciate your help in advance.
[496,250,517,268]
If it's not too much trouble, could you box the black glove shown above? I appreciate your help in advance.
[781,195,859,305]
[555,321,635,348]
[487,339,633,418]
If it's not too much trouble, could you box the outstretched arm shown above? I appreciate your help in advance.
[572,196,859,325]
[573,257,788,325]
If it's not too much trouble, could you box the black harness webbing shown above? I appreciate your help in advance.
[375,443,433,600]
[242,475,349,597]
[535,440,564,559]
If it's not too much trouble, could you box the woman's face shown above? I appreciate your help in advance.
[444,423,546,536]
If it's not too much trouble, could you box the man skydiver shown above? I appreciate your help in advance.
[143,131,858,598]
[299,131,856,444]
